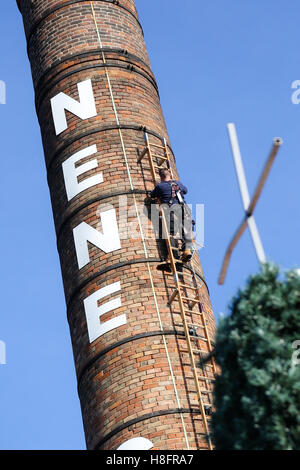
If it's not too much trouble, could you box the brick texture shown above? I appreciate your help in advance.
[17,0,217,450]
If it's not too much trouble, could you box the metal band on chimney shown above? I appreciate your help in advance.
[35,48,155,95]
[23,0,144,49]
[36,62,159,112]
[94,408,202,450]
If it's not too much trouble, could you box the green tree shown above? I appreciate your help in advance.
[212,264,300,450]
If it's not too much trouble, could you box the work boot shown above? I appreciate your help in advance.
[181,249,192,263]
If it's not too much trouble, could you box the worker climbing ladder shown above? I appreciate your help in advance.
[138,131,217,450]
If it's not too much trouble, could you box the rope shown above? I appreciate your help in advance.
[90,2,190,449]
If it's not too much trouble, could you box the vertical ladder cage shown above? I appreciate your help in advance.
[138,131,217,450]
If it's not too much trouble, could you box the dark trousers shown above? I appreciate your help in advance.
[160,203,193,258]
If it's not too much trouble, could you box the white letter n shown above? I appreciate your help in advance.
[50,79,97,135]
[73,209,121,269]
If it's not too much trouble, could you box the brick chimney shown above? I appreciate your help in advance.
[17,0,216,450]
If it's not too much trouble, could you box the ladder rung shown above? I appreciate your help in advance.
[189,335,208,342]
[173,309,204,316]
[177,326,207,336]
[186,311,204,316]
[187,388,212,394]
[180,273,196,279]
[193,348,211,355]
[181,296,201,303]
[189,400,213,408]
[186,322,205,329]
[179,348,211,355]
[179,283,198,291]
[187,375,215,382]
[149,143,165,149]
[192,416,212,421]
[186,322,206,330]
[186,382,214,391]
[163,272,184,278]
[176,329,208,342]
[152,154,168,160]
[179,358,213,366]
[177,329,207,339]
[174,322,205,329]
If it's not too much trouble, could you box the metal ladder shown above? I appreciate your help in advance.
[138,131,217,450]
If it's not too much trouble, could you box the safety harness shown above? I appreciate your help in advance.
[168,181,195,231]
[168,181,184,206]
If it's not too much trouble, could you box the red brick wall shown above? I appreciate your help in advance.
[17,0,216,450]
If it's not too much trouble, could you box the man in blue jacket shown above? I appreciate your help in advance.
[150,168,193,263]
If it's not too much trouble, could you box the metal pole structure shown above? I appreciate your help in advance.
[228,123,267,264]
[218,123,282,285]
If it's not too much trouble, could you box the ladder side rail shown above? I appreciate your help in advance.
[163,138,174,178]
[161,209,212,448]
[192,277,217,374]
[145,132,157,183]
[176,287,213,449]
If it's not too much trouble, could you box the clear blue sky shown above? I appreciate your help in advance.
[0,0,299,450]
